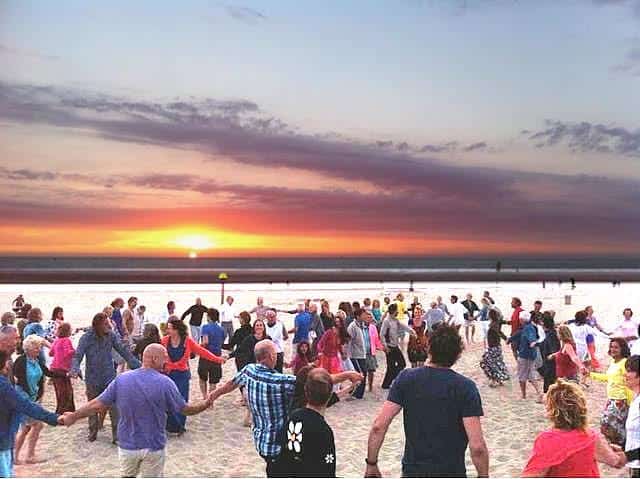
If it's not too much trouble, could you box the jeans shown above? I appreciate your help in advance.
[87,383,118,441]
[189,325,201,344]
[381,347,406,389]
[221,322,234,343]
[0,449,13,478]
[119,447,166,478]
[166,370,190,433]
[351,358,368,399]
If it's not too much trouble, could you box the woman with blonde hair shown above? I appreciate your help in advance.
[13,335,56,464]
[549,325,587,382]
[522,380,626,477]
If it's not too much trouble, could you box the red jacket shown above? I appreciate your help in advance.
[161,336,223,373]
[510,307,524,336]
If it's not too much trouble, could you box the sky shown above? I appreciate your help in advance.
[1,0,640,257]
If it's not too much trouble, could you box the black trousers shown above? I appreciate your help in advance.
[275,352,284,373]
[350,358,368,399]
[382,346,406,389]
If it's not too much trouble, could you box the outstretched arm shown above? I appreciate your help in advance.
[210,379,239,402]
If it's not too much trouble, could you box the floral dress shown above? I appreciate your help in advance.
[480,327,510,383]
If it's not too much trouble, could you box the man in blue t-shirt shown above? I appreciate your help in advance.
[60,344,215,478]
[199,308,225,398]
[289,304,312,355]
[365,324,489,478]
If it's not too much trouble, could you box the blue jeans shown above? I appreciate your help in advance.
[0,449,13,477]
[189,325,201,344]
[351,358,368,399]
[166,370,190,433]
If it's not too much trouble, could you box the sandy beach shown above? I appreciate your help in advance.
[5,281,637,477]
[14,339,626,478]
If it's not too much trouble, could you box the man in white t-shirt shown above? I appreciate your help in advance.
[447,295,467,329]
[265,310,286,372]
[220,296,237,343]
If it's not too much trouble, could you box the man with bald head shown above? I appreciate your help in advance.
[61,344,215,477]
[211,339,297,477]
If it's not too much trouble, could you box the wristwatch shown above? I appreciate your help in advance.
[365,458,377,466]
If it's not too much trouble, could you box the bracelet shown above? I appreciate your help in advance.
[365,458,377,466]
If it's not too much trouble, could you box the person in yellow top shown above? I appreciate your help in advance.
[589,337,633,446]
[393,294,408,346]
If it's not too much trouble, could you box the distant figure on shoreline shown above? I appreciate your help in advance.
[12,295,25,313]
[496,261,502,273]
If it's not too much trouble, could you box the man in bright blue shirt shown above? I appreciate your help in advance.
[198,308,225,398]
[289,304,312,356]
[70,312,141,443]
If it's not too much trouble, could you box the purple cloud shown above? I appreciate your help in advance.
[1,81,640,249]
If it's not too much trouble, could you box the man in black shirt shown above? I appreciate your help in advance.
[278,368,337,478]
[181,298,208,344]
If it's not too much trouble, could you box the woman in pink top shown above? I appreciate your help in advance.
[48,322,75,413]
[522,380,625,477]
[317,326,343,374]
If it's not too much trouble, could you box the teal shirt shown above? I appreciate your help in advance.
[25,358,42,401]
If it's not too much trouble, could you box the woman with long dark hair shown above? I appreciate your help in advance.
[161,318,224,434]
[588,337,632,446]
[133,323,161,360]
[45,307,64,340]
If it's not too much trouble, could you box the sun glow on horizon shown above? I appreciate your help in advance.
[174,234,216,251]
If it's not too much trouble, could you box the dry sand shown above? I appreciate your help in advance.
[15,338,626,478]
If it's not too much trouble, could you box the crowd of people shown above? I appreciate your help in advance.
[0,290,639,478]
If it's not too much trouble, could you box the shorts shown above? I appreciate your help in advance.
[197,359,222,384]
[517,358,540,382]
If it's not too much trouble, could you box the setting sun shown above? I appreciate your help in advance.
[174,234,216,251]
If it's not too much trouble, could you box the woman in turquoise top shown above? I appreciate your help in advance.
[372,299,383,329]
[13,334,55,465]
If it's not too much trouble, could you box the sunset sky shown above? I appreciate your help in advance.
[1,1,640,256]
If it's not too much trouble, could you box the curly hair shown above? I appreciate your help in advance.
[608,337,631,359]
[545,380,588,431]
[428,324,464,367]
[167,317,188,340]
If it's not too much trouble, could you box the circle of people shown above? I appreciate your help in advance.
[1,291,639,478]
